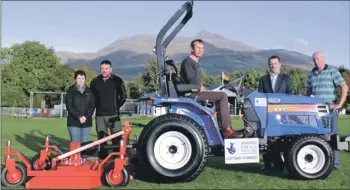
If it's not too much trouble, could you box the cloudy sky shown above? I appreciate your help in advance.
[2,1,349,67]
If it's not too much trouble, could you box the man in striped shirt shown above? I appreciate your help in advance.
[306,51,349,169]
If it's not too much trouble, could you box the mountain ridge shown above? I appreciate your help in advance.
[55,29,314,80]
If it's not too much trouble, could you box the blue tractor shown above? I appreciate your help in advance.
[135,0,350,183]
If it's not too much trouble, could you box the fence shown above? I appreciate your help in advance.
[2,97,249,119]
[1,99,141,118]
[1,107,67,118]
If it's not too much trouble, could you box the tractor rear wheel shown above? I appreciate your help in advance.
[137,113,209,183]
[284,135,334,180]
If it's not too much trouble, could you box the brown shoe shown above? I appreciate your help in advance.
[222,127,244,138]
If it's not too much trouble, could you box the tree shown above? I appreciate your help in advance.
[126,75,143,99]
[1,47,12,65]
[242,69,266,89]
[337,66,350,109]
[1,41,74,107]
[282,66,308,95]
[71,64,97,86]
[1,81,29,107]
[142,57,159,93]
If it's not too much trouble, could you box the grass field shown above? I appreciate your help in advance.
[1,115,350,189]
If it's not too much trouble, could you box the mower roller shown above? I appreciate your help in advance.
[132,0,350,183]
[1,121,137,189]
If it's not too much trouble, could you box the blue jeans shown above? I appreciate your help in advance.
[68,126,92,142]
[68,126,92,159]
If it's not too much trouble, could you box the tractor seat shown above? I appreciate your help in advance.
[171,73,200,97]
[171,73,214,107]
[177,84,200,94]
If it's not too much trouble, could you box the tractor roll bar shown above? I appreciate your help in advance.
[154,0,194,97]
[161,1,194,50]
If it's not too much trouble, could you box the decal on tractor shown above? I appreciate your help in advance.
[268,98,281,103]
[254,98,267,107]
[268,105,317,112]
[224,138,259,164]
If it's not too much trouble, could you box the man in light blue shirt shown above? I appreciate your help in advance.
[306,51,349,169]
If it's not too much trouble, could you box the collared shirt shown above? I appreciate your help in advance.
[270,73,278,92]
[306,64,345,104]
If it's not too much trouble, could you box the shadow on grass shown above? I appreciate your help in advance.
[206,156,288,179]
[131,164,161,183]
[14,130,99,156]
[131,163,180,184]
[15,130,71,155]
[130,158,287,184]
[131,156,288,184]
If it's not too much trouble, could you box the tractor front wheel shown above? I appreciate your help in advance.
[1,162,27,188]
[138,113,209,183]
[285,135,334,180]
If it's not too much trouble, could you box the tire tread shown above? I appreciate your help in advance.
[284,135,334,180]
[137,113,209,182]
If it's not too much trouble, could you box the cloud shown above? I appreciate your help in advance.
[292,38,309,54]
[294,38,309,47]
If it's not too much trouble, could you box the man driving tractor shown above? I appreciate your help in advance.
[180,39,246,138]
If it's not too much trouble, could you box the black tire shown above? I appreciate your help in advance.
[30,153,52,170]
[284,135,334,180]
[102,163,130,187]
[138,113,209,183]
[1,162,27,188]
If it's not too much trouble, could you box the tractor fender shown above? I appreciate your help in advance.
[170,108,208,135]
[167,107,223,146]
[152,98,224,146]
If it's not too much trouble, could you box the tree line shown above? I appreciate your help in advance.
[1,41,349,109]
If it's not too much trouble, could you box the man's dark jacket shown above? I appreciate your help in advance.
[65,84,95,127]
[258,73,294,94]
[90,74,127,117]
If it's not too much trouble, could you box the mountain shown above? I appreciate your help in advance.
[55,30,314,80]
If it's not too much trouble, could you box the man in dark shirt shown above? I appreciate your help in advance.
[90,60,127,158]
[180,56,201,90]
[180,39,245,138]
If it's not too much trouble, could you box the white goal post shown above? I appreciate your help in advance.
[29,91,66,118]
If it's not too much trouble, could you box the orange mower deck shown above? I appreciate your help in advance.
[1,121,137,189]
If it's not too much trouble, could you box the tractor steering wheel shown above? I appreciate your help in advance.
[219,76,245,103]
[220,83,244,103]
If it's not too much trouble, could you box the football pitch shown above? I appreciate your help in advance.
[1,115,350,189]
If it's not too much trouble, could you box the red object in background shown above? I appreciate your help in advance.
[147,99,152,105]
[40,108,51,118]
